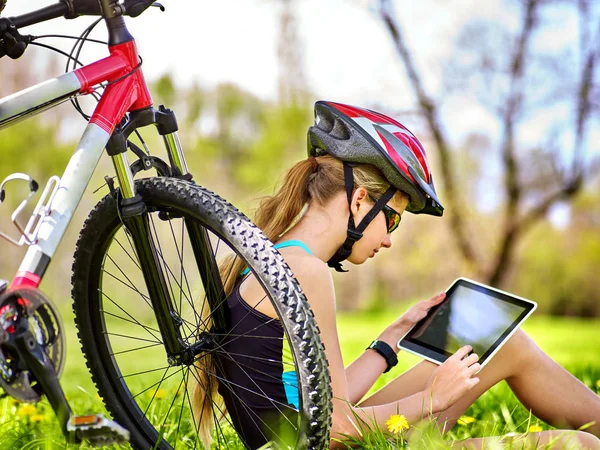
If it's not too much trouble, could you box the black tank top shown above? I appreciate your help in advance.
[215,276,300,449]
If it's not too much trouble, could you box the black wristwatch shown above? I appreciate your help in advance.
[366,340,398,373]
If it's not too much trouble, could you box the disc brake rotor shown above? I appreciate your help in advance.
[0,287,65,402]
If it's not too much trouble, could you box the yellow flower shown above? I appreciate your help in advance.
[17,404,38,417]
[148,388,167,400]
[596,380,600,388]
[528,424,543,433]
[458,416,476,425]
[30,414,45,423]
[386,414,409,434]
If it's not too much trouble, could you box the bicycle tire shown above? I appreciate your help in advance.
[71,177,332,449]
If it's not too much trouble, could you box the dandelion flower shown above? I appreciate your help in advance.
[148,388,167,400]
[18,404,38,417]
[386,414,409,434]
[528,424,543,433]
[458,416,476,425]
[30,414,45,423]
[596,380,600,388]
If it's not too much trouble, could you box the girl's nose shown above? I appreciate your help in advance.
[382,234,392,249]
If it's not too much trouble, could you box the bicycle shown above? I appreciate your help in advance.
[0,1,332,448]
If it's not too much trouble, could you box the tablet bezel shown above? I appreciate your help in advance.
[398,277,537,367]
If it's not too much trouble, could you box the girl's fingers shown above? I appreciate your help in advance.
[468,363,482,376]
[427,292,446,307]
[452,345,473,361]
[468,376,480,388]
[463,352,479,366]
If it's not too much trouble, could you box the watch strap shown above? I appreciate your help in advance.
[367,339,398,373]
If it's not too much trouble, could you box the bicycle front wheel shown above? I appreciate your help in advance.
[71,177,332,449]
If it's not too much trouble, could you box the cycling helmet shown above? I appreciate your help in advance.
[307,101,444,271]
[308,101,443,216]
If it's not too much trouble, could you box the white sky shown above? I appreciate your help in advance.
[3,1,521,105]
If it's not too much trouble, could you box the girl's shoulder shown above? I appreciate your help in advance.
[277,248,337,317]
[278,247,332,285]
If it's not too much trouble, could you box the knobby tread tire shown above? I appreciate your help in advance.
[71,177,332,449]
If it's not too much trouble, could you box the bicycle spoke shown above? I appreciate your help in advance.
[130,368,186,401]
[167,218,194,320]
[197,241,238,331]
[99,290,161,341]
[120,364,173,380]
[101,310,161,339]
[194,359,297,413]
[213,352,298,413]
[149,214,201,336]
[143,366,177,417]
[199,357,290,444]
[110,342,163,356]
[149,214,179,318]
[189,362,257,449]
[99,269,153,312]
[103,254,153,309]
[104,332,161,345]
[212,349,297,378]
[184,368,206,450]
[113,235,142,271]
[210,333,284,340]
[157,373,186,446]
[174,369,188,449]
[213,352,299,425]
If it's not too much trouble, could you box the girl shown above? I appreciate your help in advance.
[195,101,600,449]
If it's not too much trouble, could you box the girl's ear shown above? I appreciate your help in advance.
[350,187,369,214]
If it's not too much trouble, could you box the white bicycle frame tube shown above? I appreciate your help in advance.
[0,73,110,285]
[18,124,109,276]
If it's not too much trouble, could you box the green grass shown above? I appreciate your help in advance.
[1,306,600,449]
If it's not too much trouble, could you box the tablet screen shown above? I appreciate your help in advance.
[400,279,536,364]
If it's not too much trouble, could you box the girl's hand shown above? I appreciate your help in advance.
[425,345,481,412]
[378,292,446,347]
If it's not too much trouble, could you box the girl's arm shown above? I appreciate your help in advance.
[288,258,478,449]
[344,325,405,404]
[344,293,447,404]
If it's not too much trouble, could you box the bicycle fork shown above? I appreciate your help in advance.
[108,106,228,367]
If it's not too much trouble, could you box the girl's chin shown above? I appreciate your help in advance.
[347,254,370,265]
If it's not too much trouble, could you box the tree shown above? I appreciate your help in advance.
[376,0,599,286]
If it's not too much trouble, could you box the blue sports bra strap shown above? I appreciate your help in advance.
[240,240,313,276]
[272,239,313,255]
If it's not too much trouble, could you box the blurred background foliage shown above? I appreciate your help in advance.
[0,0,598,317]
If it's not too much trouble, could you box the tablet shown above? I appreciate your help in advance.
[398,278,537,368]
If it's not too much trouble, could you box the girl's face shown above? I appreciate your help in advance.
[346,188,408,265]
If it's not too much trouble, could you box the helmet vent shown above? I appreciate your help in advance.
[330,118,350,140]
[317,113,334,132]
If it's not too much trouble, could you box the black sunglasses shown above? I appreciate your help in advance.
[368,194,402,233]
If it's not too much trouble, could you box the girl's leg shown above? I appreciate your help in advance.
[359,329,600,436]
[452,430,600,449]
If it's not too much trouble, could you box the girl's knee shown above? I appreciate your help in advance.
[498,329,542,372]
[572,430,600,449]
[530,430,600,449]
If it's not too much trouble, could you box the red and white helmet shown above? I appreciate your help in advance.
[307,101,443,216]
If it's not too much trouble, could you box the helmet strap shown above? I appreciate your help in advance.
[327,163,397,272]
